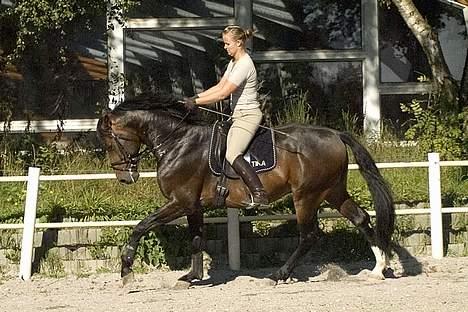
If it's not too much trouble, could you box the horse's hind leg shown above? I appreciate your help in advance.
[270,193,322,282]
[178,207,205,282]
[327,190,389,279]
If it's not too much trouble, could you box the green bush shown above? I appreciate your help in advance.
[0,122,467,223]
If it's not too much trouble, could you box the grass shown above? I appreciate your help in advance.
[0,146,466,223]
[0,95,466,223]
[39,250,66,278]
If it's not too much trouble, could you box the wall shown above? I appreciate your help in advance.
[0,213,467,276]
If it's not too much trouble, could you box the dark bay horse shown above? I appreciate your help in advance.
[96,95,395,285]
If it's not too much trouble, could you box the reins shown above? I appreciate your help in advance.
[154,111,191,151]
[109,111,191,170]
[109,131,150,172]
[107,102,302,174]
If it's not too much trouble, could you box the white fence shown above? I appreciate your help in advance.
[1,153,467,280]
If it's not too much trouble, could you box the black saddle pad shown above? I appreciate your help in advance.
[208,120,276,179]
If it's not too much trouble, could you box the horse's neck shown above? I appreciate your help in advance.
[146,115,208,156]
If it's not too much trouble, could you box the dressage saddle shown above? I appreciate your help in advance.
[208,120,276,179]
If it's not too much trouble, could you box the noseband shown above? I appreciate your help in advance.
[108,110,190,172]
[109,131,148,173]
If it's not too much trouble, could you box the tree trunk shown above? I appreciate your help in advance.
[391,0,459,109]
[460,51,468,144]
[460,50,468,107]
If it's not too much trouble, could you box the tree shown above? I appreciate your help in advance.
[389,0,461,109]
[384,0,467,158]
[0,0,138,124]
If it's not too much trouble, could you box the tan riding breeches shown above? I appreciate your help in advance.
[225,108,263,164]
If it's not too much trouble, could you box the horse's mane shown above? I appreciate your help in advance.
[114,93,181,111]
[113,93,210,125]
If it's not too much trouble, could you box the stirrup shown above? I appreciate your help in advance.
[245,194,270,210]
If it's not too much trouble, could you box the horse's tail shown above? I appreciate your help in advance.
[338,132,395,251]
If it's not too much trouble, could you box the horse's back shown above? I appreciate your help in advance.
[275,123,347,156]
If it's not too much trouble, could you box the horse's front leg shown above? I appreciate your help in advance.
[121,199,186,285]
[178,206,205,283]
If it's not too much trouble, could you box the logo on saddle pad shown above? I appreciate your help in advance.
[244,153,266,168]
[208,121,276,179]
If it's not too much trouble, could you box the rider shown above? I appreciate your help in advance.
[182,25,269,209]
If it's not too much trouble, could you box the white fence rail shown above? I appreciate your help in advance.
[1,153,468,280]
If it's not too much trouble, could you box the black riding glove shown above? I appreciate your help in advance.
[184,95,198,111]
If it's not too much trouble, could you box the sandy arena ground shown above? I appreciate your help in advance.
[1,256,467,312]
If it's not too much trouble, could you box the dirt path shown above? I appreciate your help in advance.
[1,256,467,312]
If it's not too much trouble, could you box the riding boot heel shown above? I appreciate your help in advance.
[231,156,270,209]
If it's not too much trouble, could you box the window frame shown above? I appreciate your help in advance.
[8,0,467,134]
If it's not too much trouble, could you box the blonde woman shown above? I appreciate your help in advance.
[183,25,268,209]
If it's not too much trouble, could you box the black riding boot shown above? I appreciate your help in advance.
[231,155,269,209]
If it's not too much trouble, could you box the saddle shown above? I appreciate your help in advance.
[208,120,276,179]
[208,120,276,208]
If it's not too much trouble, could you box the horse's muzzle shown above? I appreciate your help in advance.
[116,171,140,184]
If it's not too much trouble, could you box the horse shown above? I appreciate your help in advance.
[96,94,395,285]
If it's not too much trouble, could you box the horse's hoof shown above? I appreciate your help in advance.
[121,271,135,287]
[357,269,385,280]
[172,280,191,290]
[268,268,290,283]
[383,267,398,278]
[266,273,279,283]
[178,271,203,283]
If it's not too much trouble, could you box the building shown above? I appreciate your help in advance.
[3,0,468,138]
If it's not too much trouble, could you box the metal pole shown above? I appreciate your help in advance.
[428,153,444,259]
[227,208,240,270]
[19,167,41,280]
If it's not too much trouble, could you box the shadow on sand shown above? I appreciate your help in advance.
[187,240,424,287]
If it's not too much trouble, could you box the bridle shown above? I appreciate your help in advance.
[109,130,149,174]
[107,110,190,174]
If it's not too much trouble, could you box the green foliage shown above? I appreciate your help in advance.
[276,90,317,125]
[0,183,26,220]
[88,226,190,269]
[340,110,361,136]
[252,221,273,237]
[5,249,20,264]
[136,231,167,268]
[39,250,66,278]
[401,99,466,160]
[2,0,139,61]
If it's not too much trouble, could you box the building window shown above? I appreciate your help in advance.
[257,61,362,129]
[253,0,362,51]
[127,0,234,18]
[124,29,227,97]
[379,0,467,83]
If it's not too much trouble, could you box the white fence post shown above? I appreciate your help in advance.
[227,208,240,270]
[428,153,443,259]
[19,167,41,280]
